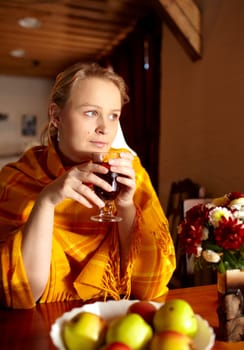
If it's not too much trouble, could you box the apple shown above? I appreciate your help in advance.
[153,299,198,337]
[103,343,132,350]
[127,301,157,325]
[150,330,195,350]
[106,313,153,350]
[62,311,107,350]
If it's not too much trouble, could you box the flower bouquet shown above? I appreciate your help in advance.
[178,192,244,342]
[178,192,244,273]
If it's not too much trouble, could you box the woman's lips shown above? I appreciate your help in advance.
[91,141,107,148]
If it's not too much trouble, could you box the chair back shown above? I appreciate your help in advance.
[166,178,203,244]
[166,178,206,288]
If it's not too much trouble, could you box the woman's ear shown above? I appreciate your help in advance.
[49,103,60,128]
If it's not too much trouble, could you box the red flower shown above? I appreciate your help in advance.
[185,204,210,226]
[179,221,203,255]
[214,216,244,250]
[227,192,244,202]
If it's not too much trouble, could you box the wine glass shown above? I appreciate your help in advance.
[90,151,122,222]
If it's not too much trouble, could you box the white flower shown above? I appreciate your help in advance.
[202,227,209,240]
[196,246,202,257]
[229,199,244,221]
[208,207,233,227]
[230,198,244,206]
[202,249,221,263]
[206,203,215,210]
[233,209,244,222]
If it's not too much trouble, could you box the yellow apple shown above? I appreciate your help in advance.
[150,330,195,350]
[106,313,153,350]
[153,299,198,337]
[62,311,107,350]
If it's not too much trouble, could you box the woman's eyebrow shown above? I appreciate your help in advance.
[80,103,121,112]
[79,103,102,109]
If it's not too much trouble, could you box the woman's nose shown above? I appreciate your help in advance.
[95,116,108,134]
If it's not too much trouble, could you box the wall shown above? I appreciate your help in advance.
[1,0,243,208]
[159,0,244,210]
[0,75,53,168]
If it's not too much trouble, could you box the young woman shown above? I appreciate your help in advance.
[0,62,175,308]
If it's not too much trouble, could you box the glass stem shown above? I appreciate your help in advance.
[100,200,114,217]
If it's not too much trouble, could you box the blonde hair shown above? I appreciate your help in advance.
[41,62,129,144]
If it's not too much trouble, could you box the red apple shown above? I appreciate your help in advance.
[127,301,157,325]
[103,342,133,350]
[150,330,195,350]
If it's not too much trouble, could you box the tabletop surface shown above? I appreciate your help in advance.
[0,284,243,350]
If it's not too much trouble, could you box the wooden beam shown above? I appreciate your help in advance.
[151,0,202,60]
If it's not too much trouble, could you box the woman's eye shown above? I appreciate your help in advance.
[108,113,120,121]
[85,110,98,117]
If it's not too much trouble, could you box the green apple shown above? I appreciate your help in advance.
[153,299,198,337]
[62,311,107,350]
[106,313,153,350]
[127,301,157,326]
[150,330,195,350]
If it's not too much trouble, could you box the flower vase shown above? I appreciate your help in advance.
[217,269,244,341]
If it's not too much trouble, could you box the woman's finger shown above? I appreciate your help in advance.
[72,182,105,208]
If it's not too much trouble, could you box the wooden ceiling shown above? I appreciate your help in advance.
[0,0,201,79]
[0,0,155,78]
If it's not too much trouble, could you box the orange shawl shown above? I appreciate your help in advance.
[0,143,175,309]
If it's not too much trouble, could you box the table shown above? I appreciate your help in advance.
[0,284,243,349]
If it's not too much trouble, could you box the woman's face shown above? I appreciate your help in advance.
[52,77,122,164]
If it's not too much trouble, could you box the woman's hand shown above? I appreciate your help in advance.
[109,151,136,208]
[37,152,135,210]
[38,161,114,208]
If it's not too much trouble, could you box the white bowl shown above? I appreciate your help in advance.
[50,300,215,350]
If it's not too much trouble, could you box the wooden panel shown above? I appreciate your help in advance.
[152,0,202,60]
[0,0,150,77]
[0,0,202,78]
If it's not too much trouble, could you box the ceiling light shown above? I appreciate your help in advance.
[18,17,41,29]
[9,49,26,58]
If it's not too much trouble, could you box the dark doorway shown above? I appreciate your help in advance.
[103,13,162,192]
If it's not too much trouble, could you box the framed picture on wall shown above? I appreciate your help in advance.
[21,114,37,136]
